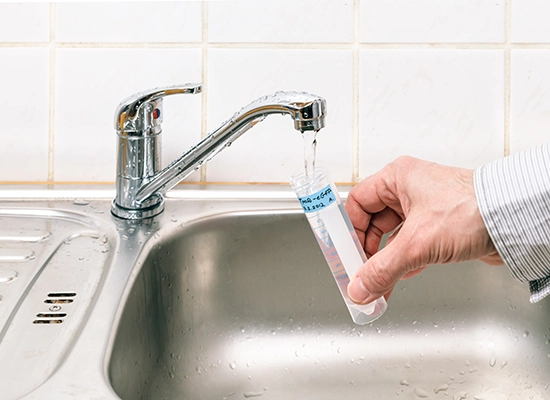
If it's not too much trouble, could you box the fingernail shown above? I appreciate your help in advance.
[348,277,370,304]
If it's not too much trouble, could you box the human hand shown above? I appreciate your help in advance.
[345,156,503,305]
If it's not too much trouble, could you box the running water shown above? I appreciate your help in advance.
[303,130,318,180]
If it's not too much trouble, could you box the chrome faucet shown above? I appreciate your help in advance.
[111,83,327,220]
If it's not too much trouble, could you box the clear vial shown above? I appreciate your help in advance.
[291,166,387,325]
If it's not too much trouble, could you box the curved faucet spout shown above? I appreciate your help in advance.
[234,91,327,132]
[111,88,327,220]
[136,91,327,203]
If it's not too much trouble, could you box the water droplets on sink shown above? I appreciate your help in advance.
[222,391,236,399]
[0,269,18,283]
[243,388,267,398]
[72,198,90,206]
[414,386,429,398]
[454,391,468,400]
[434,383,449,393]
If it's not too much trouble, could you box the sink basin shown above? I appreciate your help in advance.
[108,207,550,400]
[1,188,547,399]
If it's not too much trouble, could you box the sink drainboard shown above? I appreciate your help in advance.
[0,209,111,400]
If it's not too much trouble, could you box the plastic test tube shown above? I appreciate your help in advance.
[290,166,387,325]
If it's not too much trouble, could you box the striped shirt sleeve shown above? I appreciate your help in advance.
[474,142,550,303]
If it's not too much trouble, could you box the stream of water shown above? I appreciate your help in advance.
[302,130,318,180]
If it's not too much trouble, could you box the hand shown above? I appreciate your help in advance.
[345,156,503,305]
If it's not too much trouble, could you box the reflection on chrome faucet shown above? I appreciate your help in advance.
[111,83,327,220]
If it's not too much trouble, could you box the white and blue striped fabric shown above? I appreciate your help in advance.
[474,142,550,303]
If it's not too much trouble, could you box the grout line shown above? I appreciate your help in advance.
[360,42,508,50]
[0,42,49,48]
[200,0,209,182]
[47,3,56,183]
[7,41,550,50]
[352,0,360,182]
[504,0,512,157]
[208,42,354,49]
[54,42,204,49]
[508,42,550,49]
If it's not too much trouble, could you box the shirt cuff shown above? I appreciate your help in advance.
[474,142,550,303]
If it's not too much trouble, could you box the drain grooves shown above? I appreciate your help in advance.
[34,292,76,324]
[47,292,76,298]
[44,299,73,304]
[36,313,67,318]
[33,320,63,325]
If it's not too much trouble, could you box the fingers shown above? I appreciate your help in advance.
[346,167,405,221]
[346,170,405,256]
[401,266,426,280]
[344,156,502,307]
[348,221,425,304]
[364,208,403,257]
[345,189,375,246]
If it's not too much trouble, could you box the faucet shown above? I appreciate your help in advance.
[111,83,327,220]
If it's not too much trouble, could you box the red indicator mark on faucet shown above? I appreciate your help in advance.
[153,108,161,119]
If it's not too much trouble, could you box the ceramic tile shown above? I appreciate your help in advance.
[359,49,504,178]
[360,0,504,43]
[0,3,49,42]
[54,48,202,182]
[512,0,550,43]
[209,0,353,43]
[206,49,353,182]
[56,2,201,43]
[0,48,50,181]
[510,50,550,154]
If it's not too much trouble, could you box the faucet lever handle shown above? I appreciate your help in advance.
[115,83,202,136]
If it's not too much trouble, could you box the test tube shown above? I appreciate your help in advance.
[290,166,387,325]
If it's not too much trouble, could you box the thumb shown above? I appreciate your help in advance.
[347,228,421,304]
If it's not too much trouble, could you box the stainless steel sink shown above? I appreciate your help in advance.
[0,203,115,400]
[1,188,549,399]
[107,195,550,400]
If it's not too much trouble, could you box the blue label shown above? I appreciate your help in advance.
[297,184,336,213]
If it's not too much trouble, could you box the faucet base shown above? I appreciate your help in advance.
[111,197,164,220]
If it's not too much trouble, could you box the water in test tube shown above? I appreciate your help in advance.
[290,166,387,325]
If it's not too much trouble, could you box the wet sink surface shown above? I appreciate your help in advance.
[0,206,112,399]
[109,211,550,400]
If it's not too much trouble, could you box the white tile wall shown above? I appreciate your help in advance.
[209,0,353,43]
[511,0,550,43]
[56,2,202,43]
[359,50,504,177]
[54,48,202,182]
[0,49,50,181]
[360,0,505,43]
[1,1,550,184]
[0,3,49,42]
[206,49,353,182]
[511,50,550,154]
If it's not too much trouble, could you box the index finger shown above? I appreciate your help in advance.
[345,169,406,251]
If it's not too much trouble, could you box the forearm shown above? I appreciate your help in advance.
[474,142,550,302]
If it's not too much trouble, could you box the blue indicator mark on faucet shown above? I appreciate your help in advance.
[297,184,335,213]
